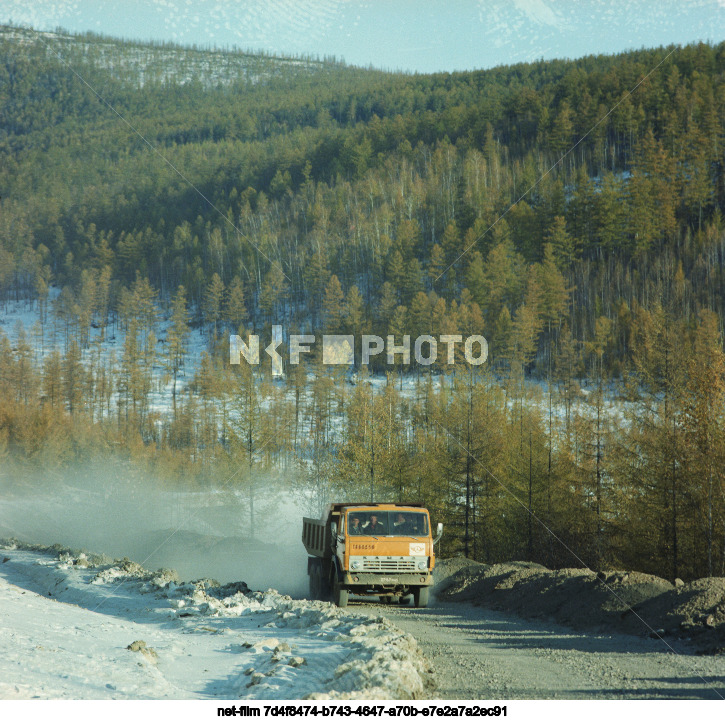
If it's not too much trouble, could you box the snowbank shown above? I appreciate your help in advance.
[0,539,432,700]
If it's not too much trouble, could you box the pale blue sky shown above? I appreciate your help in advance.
[1,0,723,72]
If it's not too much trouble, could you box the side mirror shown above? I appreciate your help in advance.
[433,522,443,545]
[330,521,338,539]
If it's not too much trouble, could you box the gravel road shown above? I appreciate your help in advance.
[352,599,725,700]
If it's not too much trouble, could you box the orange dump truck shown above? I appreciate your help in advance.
[302,503,443,608]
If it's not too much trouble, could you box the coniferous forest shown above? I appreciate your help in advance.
[2,25,725,581]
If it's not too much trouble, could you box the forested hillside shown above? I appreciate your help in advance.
[1,25,725,581]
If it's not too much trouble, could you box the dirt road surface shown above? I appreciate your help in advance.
[353,599,725,700]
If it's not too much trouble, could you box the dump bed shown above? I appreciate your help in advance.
[302,516,331,558]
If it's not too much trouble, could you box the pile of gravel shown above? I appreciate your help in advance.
[629,576,725,649]
[432,555,486,587]
[436,559,725,653]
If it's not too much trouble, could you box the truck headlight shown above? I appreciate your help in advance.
[351,559,361,570]
[417,559,428,570]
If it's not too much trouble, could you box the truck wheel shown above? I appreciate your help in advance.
[333,580,349,608]
[413,587,429,608]
[320,571,331,601]
[309,566,320,600]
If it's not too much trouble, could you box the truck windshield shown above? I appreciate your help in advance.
[346,511,429,536]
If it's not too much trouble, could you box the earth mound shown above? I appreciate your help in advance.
[436,559,725,653]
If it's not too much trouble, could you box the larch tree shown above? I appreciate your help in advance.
[203,273,225,337]
[165,285,190,418]
[682,310,725,576]
[322,274,345,335]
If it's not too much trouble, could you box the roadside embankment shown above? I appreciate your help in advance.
[435,558,725,654]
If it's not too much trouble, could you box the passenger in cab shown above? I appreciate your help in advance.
[363,514,385,534]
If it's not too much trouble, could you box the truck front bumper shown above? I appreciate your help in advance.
[342,571,434,589]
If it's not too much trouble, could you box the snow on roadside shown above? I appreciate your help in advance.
[0,539,433,700]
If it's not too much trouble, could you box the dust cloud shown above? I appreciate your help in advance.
[0,463,311,597]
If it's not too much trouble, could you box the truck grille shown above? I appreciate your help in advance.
[357,556,419,572]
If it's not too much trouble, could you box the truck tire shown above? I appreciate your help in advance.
[413,586,429,608]
[333,580,349,608]
[320,569,331,601]
[309,565,320,600]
